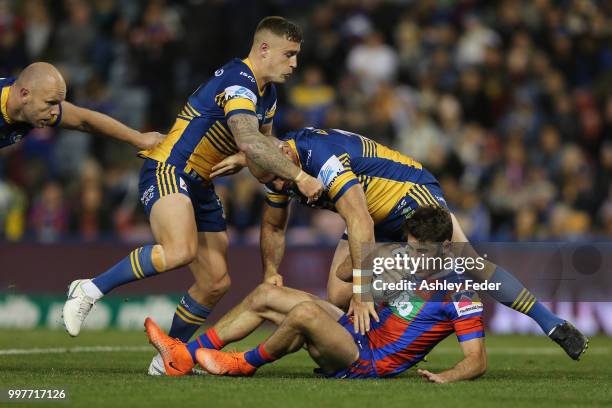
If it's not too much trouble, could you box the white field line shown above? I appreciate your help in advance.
[0,346,608,356]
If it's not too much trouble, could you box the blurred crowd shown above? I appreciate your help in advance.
[0,0,611,244]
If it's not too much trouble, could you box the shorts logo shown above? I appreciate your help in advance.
[389,292,414,318]
[224,85,257,105]
[452,291,483,317]
[179,177,187,192]
[215,69,224,76]
[317,155,344,188]
[141,184,155,206]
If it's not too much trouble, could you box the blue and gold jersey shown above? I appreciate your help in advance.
[265,128,444,226]
[1,77,62,148]
[140,58,277,181]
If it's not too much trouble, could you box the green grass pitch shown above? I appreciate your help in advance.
[1,329,611,408]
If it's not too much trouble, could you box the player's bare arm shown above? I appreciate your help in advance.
[334,184,378,334]
[418,337,487,384]
[59,101,164,150]
[260,202,291,286]
[227,113,323,202]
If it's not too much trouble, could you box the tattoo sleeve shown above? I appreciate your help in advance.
[228,113,300,180]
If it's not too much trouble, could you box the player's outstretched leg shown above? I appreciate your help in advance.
[63,192,198,337]
[451,213,588,360]
[197,301,357,377]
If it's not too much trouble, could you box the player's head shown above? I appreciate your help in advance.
[249,140,299,191]
[402,205,453,261]
[14,62,66,128]
[250,16,302,83]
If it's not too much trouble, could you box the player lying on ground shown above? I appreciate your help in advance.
[213,127,588,360]
[62,17,324,374]
[145,206,487,382]
[1,62,163,150]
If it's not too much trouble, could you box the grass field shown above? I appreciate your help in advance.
[1,329,611,408]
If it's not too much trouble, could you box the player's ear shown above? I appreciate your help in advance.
[260,41,270,59]
[20,87,31,102]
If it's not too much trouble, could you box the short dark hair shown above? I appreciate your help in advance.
[403,206,453,242]
[255,16,302,43]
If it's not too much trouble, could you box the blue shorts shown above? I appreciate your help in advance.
[138,158,226,232]
[324,314,378,379]
[342,177,447,243]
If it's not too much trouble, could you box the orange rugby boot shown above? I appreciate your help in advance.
[195,349,257,377]
[144,317,194,376]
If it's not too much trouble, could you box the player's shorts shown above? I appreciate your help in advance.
[342,178,447,242]
[138,158,226,232]
[323,314,378,379]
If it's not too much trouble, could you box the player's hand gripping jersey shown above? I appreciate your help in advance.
[140,58,277,182]
[265,128,447,241]
[332,272,485,379]
[0,77,62,148]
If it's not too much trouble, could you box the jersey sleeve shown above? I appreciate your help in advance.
[264,184,291,208]
[308,139,359,203]
[447,290,485,342]
[220,74,259,119]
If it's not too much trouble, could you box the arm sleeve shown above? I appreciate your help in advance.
[264,185,291,208]
[309,139,359,203]
[222,75,260,119]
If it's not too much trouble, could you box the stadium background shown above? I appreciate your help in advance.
[0,0,611,335]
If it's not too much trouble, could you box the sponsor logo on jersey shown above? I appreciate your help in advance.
[239,71,256,83]
[141,185,155,206]
[214,69,224,76]
[452,291,483,317]
[317,155,344,188]
[224,85,257,105]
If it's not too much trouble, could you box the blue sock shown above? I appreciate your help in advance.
[186,327,225,363]
[92,246,159,294]
[243,344,276,368]
[489,266,564,334]
[168,293,212,343]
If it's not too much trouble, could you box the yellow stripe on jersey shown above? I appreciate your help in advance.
[328,171,359,201]
[265,103,276,119]
[285,139,302,168]
[224,98,256,115]
[417,184,440,206]
[140,117,190,162]
[266,191,290,206]
[1,86,12,124]
[364,178,412,223]
[374,143,422,169]
[414,185,436,206]
[215,91,226,108]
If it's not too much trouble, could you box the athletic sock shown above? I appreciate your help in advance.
[91,246,159,294]
[168,293,212,342]
[186,327,225,363]
[489,266,564,334]
[243,344,277,368]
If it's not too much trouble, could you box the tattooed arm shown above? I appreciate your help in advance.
[227,113,323,201]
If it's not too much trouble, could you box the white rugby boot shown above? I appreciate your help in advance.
[62,279,97,337]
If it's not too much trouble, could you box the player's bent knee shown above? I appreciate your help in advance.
[287,301,323,328]
[248,283,277,310]
[208,273,231,298]
[164,242,198,269]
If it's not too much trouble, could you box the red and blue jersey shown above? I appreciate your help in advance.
[332,273,485,379]
[0,77,62,148]
[140,58,277,181]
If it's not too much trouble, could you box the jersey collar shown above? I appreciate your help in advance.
[1,86,13,124]
[242,58,266,97]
